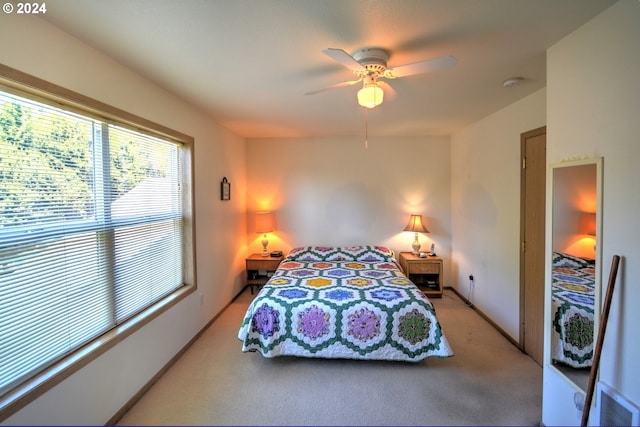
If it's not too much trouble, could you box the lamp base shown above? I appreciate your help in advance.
[411,233,421,255]
[261,236,269,256]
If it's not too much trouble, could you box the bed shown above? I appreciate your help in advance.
[238,245,453,362]
[551,251,596,368]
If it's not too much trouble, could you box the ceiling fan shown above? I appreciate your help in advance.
[305,47,457,108]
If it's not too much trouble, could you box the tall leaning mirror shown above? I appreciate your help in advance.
[548,157,602,391]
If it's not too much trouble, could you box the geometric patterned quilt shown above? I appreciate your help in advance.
[551,252,596,368]
[238,246,453,362]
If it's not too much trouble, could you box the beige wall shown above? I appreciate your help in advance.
[246,136,452,281]
[450,89,546,340]
[0,15,248,425]
[543,1,640,425]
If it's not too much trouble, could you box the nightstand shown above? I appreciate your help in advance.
[398,252,443,298]
[246,253,283,294]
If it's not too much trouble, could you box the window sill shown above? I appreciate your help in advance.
[0,283,196,421]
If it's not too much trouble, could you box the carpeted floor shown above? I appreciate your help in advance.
[116,288,542,426]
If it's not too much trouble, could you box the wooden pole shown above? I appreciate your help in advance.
[581,255,621,426]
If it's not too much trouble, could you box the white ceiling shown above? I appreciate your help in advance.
[44,0,615,138]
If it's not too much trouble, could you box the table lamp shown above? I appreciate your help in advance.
[403,214,429,255]
[255,211,274,256]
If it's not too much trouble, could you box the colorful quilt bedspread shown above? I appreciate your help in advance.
[551,252,595,368]
[238,246,453,362]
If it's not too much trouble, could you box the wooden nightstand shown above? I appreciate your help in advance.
[246,253,283,294]
[398,252,444,298]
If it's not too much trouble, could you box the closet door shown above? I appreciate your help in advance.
[520,126,546,366]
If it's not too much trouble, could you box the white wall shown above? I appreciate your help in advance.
[0,16,247,425]
[450,89,546,340]
[543,1,640,425]
[246,136,452,282]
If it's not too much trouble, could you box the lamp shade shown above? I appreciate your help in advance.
[357,84,384,109]
[255,211,274,233]
[403,214,429,233]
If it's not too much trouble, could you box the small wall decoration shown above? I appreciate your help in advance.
[221,177,231,201]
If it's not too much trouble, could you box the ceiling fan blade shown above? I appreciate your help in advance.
[322,48,365,72]
[385,55,457,79]
[378,81,398,100]
[304,78,362,95]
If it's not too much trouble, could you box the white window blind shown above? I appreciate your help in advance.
[0,90,184,395]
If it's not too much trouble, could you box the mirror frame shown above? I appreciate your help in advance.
[545,157,603,391]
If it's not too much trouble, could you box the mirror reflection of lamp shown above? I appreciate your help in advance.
[255,212,274,256]
[580,212,596,237]
[403,214,429,255]
[580,212,596,253]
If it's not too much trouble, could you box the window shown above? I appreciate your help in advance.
[0,68,195,412]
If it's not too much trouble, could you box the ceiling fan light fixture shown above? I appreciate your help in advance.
[357,84,384,108]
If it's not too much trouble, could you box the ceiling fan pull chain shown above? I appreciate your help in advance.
[364,107,369,149]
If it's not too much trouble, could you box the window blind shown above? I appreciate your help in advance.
[0,90,184,395]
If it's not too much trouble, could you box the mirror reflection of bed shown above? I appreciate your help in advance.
[550,159,601,391]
